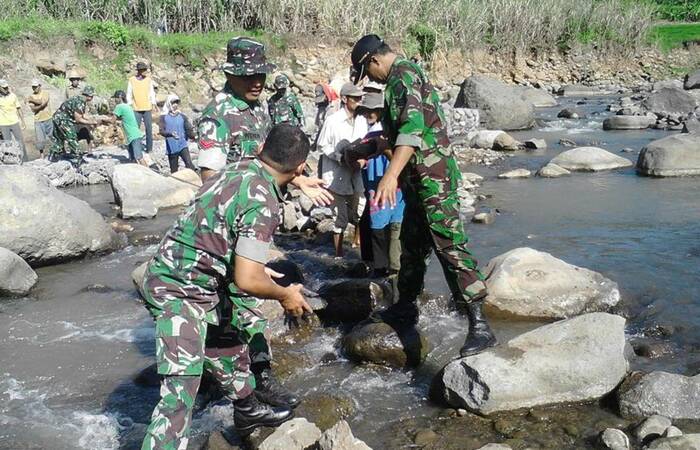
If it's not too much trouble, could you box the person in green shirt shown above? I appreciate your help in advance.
[112,90,147,166]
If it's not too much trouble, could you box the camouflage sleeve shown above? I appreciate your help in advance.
[293,97,304,125]
[197,114,228,171]
[389,72,425,149]
[231,180,280,264]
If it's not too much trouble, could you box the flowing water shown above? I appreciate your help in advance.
[1,96,700,449]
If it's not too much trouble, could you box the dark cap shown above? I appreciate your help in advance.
[358,92,383,110]
[350,34,385,84]
[82,85,96,96]
[274,74,289,89]
[112,89,126,99]
[222,37,276,76]
[136,61,148,71]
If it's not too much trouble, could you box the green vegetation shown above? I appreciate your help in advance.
[649,0,700,22]
[649,23,700,51]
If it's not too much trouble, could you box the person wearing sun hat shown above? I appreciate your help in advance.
[267,73,304,128]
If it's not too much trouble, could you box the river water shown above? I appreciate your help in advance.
[1,96,699,449]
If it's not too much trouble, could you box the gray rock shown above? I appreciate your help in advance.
[550,147,633,172]
[664,426,683,438]
[110,165,202,218]
[525,138,547,150]
[483,248,620,319]
[131,261,149,300]
[619,371,700,419]
[472,210,496,224]
[684,69,700,90]
[0,166,116,266]
[516,86,558,107]
[455,76,535,130]
[682,119,700,134]
[311,207,334,222]
[316,279,393,323]
[600,428,630,450]
[0,247,38,296]
[258,418,322,450]
[654,80,684,91]
[645,434,700,450]
[557,108,583,119]
[282,202,297,231]
[603,116,654,130]
[559,85,609,97]
[342,321,429,368]
[298,193,314,215]
[477,445,513,450]
[637,134,700,177]
[318,420,372,450]
[643,88,698,116]
[0,141,23,165]
[635,415,672,443]
[537,163,570,178]
[433,313,628,414]
[497,168,531,179]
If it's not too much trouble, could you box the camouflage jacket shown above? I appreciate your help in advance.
[381,58,452,166]
[268,91,304,127]
[142,158,283,323]
[197,84,271,172]
[53,95,87,123]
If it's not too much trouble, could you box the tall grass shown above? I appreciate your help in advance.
[1,0,655,54]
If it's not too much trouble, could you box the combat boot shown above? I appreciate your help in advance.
[459,301,497,357]
[233,394,294,433]
[254,369,301,409]
[367,302,419,327]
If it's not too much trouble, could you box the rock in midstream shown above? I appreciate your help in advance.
[642,87,698,116]
[258,418,322,450]
[646,434,700,450]
[455,76,535,131]
[685,69,700,90]
[0,165,117,266]
[483,247,621,319]
[431,313,628,414]
[549,147,633,172]
[317,420,372,450]
[315,279,393,324]
[342,321,429,368]
[603,115,655,130]
[636,133,700,177]
[618,371,700,419]
[599,428,630,450]
[537,163,570,178]
[0,247,37,297]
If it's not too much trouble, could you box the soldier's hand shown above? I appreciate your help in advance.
[294,175,333,207]
[373,174,398,209]
[280,284,313,318]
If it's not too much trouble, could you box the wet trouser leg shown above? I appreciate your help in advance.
[370,225,391,272]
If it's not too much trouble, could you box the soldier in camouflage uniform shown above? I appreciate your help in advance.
[141,124,313,450]
[268,74,304,128]
[350,35,497,357]
[48,85,100,161]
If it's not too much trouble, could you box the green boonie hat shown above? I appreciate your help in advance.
[274,74,289,89]
[222,37,276,76]
[82,85,95,96]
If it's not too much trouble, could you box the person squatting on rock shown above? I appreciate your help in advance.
[65,69,99,150]
[111,90,148,166]
[268,74,305,128]
[317,82,368,257]
[127,61,157,154]
[27,79,53,159]
[0,78,27,161]
[140,124,314,449]
[196,36,332,409]
[351,34,497,357]
[49,85,105,162]
[159,94,196,173]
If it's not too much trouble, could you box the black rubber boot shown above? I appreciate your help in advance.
[233,394,294,434]
[254,369,301,409]
[459,301,497,357]
[367,302,419,327]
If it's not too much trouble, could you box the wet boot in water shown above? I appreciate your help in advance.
[254,369,301,409]
[367,302,419,327]
[233,394,294,434]
[459,301,497,357]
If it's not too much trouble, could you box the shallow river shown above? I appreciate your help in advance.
[1,96,699,449]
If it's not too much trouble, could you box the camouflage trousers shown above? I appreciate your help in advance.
[142,310,255,450]
[225,290,271,372]
[397,149,486,308]
[49,115,82,158]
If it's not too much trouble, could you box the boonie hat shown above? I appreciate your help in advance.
[31,79,41,87]
[274,74,289,89]
[82,85,96,96]
[222,37,276,76]
[351,34,385,84]
[340,82,364,97]
[0,79,8,88]
[358,92,383,110]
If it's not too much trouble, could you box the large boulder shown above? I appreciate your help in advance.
[110,165,202,218]
[646,435,700,450]
[483,248,621,319]
[618,371,700,419]
[642,88,697,116]
[0,247,38,296]
[516,86,557,107]
[636,134,700,177]
[683,69,700,90]
[318,420,372,450]
[432,313,628,414]
[0,166,117,266]
[316,279,393,324]
[603,115,655,130]
[559,85,610,97]
[455,76,535,130]
[342,321,429,368]
[258,418,322,450]
[550,147,633,172]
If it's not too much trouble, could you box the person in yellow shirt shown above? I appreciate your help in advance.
[0,79,26,161]
[27,79,53,158]
[126,61,157,154]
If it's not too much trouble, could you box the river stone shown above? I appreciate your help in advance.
[0,165,116,266]
[642,88,698,116]
[558,108,583,119]
[296,392,355,432]
[433,313,628,414]
[316,279,393,323]
[477,445,513,450]
[0,247,38,296]
[599,428,630,450]
[664,426,683,438]
[646,434,700,450]
[342,321,429,368]
[550,147,633,171]
[618,371,700,419]
[516,86,557,107]
[282,202,297,231]
[131,261,148,300]
[559,85,608,97]
[636,134,700,177]
[466,130,512,150]
[493,133,520,151]
[497,169,531,179]
[537,163,570,178]
[603,116,654,130]
[258,418,322,450]
[110,164,202,218]
[318,420,372,450]
[524,138,547,150]
[685,70,700,90]
[455,76,535,130]
[483,247,621,319]
[635,415,672,444]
